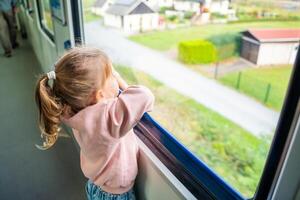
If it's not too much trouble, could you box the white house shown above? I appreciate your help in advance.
[145,0,175,10]
[205,0,229,15]
[173,0,201,13]
[104,0,159,33]
[241,29,300,65]
[91,0,114,16]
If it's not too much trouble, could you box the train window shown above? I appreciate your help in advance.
[36,0,54,41]
[82,0,300,198]
[25,0,34,15]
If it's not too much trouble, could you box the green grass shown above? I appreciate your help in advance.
[84,11,101,23]
[129,21,300,51]
[220,65,292,111]
[82,0,102,23]
[82,0,96,8]
[232,0,300,19]
[115,65,271,197]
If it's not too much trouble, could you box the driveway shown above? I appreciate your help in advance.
[84,21,280,136]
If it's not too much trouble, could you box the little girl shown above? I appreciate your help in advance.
[35,47,154,200]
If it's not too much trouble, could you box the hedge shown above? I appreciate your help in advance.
[207,33,242,61]
[178,40,217,64]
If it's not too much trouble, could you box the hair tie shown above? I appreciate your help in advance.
[47,71,56,80]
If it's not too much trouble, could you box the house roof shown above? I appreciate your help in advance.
[93,0,108,8]
[243,28,300,42]
[106,0,155,16]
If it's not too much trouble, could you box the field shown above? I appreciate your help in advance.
[129,21,300,51]
[220,65,292,111]
[115,65,271,197]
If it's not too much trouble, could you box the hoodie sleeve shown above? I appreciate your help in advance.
[106,85,154,138]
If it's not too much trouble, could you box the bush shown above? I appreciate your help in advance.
[207,33,242,61]
[159,6,173,14]
[167,15,177,22]
[211,12,227,19]
[184,11,195,19]
[178,40,217,64]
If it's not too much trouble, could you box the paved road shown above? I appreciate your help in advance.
[85,22,280,136]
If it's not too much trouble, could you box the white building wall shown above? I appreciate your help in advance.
[104,14,122,28]
[159,0,174,7]
[146,0,174,10]
[91,7,102,15]
[174,1,199,12]
[209,0,229,15]
[123,15,141,33]
[123,13,159,33]
[141,13,159,31]
[91,0,114,16]
[155,0,174,8]
[257,42,299,65]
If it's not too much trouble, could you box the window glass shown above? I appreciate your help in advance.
[37,0,54,37]
[82,0,299,197]
[25,0,34,15]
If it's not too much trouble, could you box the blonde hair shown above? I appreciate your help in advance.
[35,47,112,150]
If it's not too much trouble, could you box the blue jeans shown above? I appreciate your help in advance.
[85,180,136,200]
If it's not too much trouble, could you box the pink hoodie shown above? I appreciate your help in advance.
[61,85,154,194]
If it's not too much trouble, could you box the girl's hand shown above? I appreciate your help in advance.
[112,68,128,90]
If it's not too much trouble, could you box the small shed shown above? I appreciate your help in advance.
[91,0,114,16]
[104,0,159,33]
[241,29,300,65]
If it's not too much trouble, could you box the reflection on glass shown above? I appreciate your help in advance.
[41,1,54,34]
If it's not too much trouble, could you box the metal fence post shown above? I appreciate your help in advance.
[264,83,271,103]
[236,71,242,89]
[214,62,219,79]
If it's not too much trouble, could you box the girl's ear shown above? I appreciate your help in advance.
[88,89,103,105]
[95,89,104,102]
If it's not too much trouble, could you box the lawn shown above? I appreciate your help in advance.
[82,0,101,23]
[84,11,101,23]
[220,65,292,111]
[129,21,300,51]
[115,65,271,198]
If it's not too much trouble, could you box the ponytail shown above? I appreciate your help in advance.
[34,47,114,149]
[35,74,63,150]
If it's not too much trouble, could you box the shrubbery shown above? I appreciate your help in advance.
[159,6,173,14]
[207,33,242,61]
[178,40,217,64]
[167,15,177,22]
[184,11,195,19]
[211,12,227,19]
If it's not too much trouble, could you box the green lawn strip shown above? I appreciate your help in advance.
[83,0,96,8]
[115,65,271,197]
[129,21,300,51]
[82,0,102,23]
[220,65,292,111]
[84,11,101,23]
